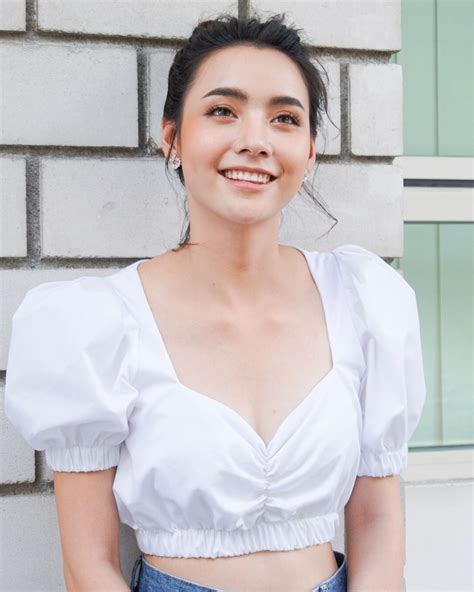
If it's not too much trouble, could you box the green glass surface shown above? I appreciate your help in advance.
[391,0,474,156]
[393,223,474,447]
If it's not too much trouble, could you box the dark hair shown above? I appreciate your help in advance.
[161,11,338,251]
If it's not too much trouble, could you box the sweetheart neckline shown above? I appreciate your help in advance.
[173,366,338,452]
[129,246,339,453]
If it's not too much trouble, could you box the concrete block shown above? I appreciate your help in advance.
[405,482,473,592]
[40,157,183,258]
[314,59,341,156]
[0,387,35,484]
[279,162,404,256]
[0,157,26,257]
[38,0,238,39]
[0,492,141,590]
[334,508,345,553]
[0,493,65,591]
[149,48,176,151]
[0,0,25,31]
[349,63,403,156]
[0,43,138,147]
[251,0,401,51]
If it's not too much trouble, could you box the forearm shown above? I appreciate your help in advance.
[64,560,130,592]
[345,512,405,592]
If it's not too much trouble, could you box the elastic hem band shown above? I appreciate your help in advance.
[45,445,120,472]
[357,443,408,477]
[136,513,339,558]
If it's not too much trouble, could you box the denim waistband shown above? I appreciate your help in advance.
[130,550,347,591]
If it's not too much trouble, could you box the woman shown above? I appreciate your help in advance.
[5,12,426,592]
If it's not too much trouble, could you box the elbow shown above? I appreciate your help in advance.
[63,559,128,592]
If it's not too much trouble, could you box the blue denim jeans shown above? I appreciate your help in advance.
[130,551,347,591]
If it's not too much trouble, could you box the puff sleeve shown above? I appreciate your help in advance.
[333,244,427,477]
[4,275,139,472]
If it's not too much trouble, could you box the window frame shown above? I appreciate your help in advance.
[396,155,473,480]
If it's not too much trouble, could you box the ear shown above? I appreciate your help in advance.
[307,134,316,173]
[161,118,180,158]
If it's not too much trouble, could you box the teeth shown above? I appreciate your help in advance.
[222,170,272,183]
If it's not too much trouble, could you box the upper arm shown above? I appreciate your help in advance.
[344,474,403,525]
[53,467,121,573]
[4,277,139,474]
[333,244,427,478]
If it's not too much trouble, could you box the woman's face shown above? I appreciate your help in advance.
[162,44,316,232]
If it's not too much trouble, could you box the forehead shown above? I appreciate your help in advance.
[189,45,308,106]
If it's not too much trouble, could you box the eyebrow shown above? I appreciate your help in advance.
[201,86,305,112]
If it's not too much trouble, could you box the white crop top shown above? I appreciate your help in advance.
[4,244,427,558]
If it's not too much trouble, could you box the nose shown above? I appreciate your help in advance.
[233,117,273,156]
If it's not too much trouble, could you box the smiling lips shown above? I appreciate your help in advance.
[219,170,276,188]
[219,171,277,191]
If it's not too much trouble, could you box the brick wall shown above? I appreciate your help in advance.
[0,1,404,589]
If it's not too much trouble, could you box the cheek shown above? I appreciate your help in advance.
[282,144,308,172]
[186,138,225,175]
[179,119,219,160]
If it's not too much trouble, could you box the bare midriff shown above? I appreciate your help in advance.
[143,542,338,592]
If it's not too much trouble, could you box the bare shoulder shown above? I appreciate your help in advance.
[137,248,192,315]
[138,248,188,285]
[140,247,186,271]
[280,244,321,298]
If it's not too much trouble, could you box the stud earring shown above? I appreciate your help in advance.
[170,153,181,170]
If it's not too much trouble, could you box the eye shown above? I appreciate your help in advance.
[206,106,235,118]
[274,113,300,126]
